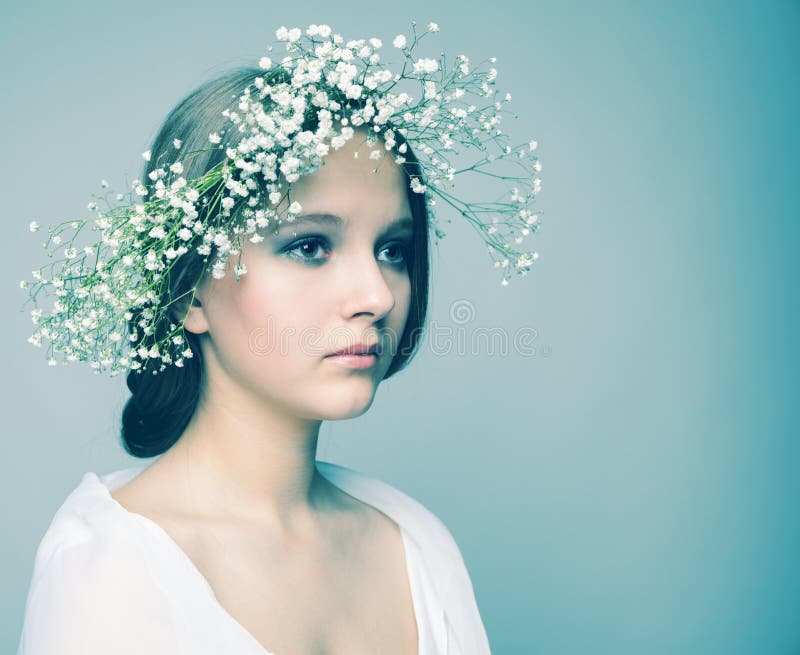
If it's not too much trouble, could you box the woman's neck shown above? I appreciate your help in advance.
[153,381,333,535]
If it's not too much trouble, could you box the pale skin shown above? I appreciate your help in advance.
[111,128,419,654]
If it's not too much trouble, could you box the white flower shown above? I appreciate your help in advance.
[276,26,289,40]
[410,178,426,193]
[100,179,109,188]
[393,34,406,49]
[173,138,182,149]
[424,80,437,99]
[29,221,39,232]
[345,84,362,99]
[208,132,222,144]
[259,56,272,70]
[169,161,184,174]
[528,139,538,152]
[142,150,151,161]
[221,197,235,210]
[428,22,439,32]
[288,28,301,42]
[288,201,302,214]
[212,261,227,279]
[413,58,438,74]
[369,37,382,48]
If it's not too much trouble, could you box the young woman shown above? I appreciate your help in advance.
[17,67,491,654]
[19,22,542,654]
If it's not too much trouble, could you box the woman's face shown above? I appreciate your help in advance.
[186,130,414,420]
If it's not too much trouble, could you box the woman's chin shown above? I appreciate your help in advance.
[313,383,379,420]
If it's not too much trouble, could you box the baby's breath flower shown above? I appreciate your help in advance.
[23,19,544,377]
[413,58,439,74]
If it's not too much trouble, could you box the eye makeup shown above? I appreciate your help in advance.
[278,233,411,269]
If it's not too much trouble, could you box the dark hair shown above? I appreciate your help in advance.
[120,66,431,458]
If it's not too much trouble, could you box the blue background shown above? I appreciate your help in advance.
[2,1,798,653]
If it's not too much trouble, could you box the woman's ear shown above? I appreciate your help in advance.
[182,292,211,335]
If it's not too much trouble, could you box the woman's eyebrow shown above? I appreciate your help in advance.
[282,213,413,234]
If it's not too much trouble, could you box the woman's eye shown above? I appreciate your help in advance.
[379,242,409,267]
[282,236,331,265]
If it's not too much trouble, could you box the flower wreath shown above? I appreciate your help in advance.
[21,21,544,376]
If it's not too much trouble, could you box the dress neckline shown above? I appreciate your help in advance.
[93,460,422,655]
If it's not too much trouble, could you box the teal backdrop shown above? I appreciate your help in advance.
[2,1,798,653]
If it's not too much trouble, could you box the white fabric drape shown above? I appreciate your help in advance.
[17,459,491,654]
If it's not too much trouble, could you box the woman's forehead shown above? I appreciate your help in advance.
[286,157,409,216]
[273,212,413,235]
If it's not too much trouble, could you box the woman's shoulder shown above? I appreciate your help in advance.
[316,460,466,579]
[316,460,491,653]
[18,467,180,654]
[29,467,146,567]
[23,466,156,598]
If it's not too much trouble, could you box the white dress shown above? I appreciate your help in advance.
[16,459,491,654]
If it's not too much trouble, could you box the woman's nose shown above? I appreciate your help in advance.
[337,249,397,320]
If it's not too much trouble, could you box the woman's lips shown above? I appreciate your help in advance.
[324,353,378,369]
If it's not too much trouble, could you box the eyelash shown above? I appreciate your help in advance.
[282,235,410,268]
